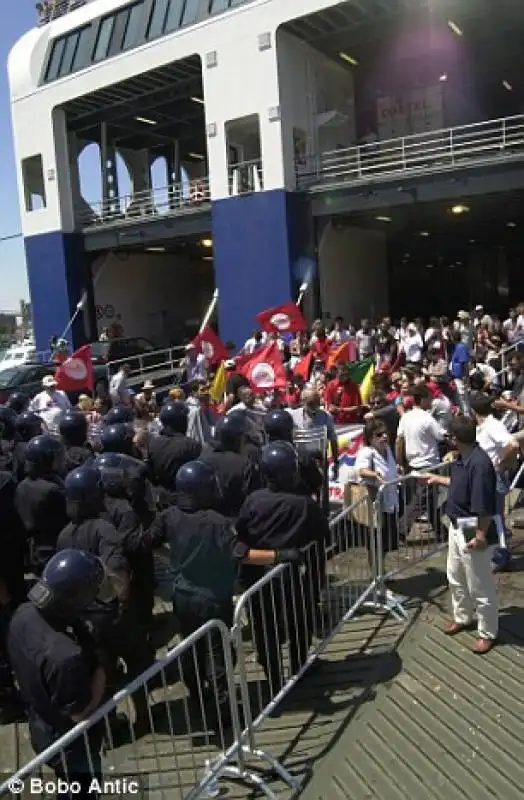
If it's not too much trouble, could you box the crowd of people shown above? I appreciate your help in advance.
[0,302,523,795]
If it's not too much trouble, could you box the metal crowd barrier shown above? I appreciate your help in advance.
[294,426,329,512]
[0,621,248,800]
[3,470,455,798]
[374,464,450,619]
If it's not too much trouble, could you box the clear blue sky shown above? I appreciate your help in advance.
[0,5,36,312]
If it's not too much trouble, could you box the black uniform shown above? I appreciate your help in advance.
[200,443,261,517]
[103,495,156,632]
[65,444,94,472]
[236,465,329,690]
[147,502,247,712]
[147,431,201,497]
[15,475,68,571]
[8,603,102,795]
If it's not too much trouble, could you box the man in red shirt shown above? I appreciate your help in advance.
[324,365,363,424]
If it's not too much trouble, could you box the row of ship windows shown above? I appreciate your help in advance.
[44,0,249,83]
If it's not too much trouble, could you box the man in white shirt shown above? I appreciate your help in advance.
[395,384,448,540]
[109,362,132,406]
[29,375,72,434]
[470,392,519,569]
[243,330,265,355]
[402,324,424,365]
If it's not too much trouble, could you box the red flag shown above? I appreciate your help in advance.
[191,326,229,365]
[294,351,313,381]
[326,341,352,370]
[256,302,307,334]
[239,342,287,392]
[55,345,94,392]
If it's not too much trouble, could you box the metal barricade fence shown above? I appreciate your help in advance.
[373,463,451,619]
[0,621,254,800]
[293,426,329,512]
[228,492,378,795]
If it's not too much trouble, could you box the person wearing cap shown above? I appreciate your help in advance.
[182,343,207,383]
[134,380,158,417]
[29,376,72,435]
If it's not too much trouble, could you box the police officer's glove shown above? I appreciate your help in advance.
[275,548,304,566]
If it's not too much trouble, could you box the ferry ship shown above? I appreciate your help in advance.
[8,0,524,352]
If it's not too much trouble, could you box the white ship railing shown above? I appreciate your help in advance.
[297,114,524,190]
[78,177,212,230]
[37,0,87,25]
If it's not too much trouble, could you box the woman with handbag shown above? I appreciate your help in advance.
[354,419,401,568]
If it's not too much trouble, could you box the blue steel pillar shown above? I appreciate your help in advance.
[212,189,312,347]
[24,231,96,353]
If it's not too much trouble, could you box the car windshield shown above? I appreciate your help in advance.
[90,343,109,359]
[0,368,22,388]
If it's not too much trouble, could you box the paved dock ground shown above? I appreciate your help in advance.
[1,531,524,799]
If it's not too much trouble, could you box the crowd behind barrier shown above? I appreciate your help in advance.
[0,460,450,799]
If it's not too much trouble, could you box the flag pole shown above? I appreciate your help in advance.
[199,289,219,333]
[296,281,309,307]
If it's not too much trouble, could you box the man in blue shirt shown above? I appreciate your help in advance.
[420,414,499,654]
[451,330,471,413]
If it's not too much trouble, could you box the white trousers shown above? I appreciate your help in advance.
[446,524,499,640]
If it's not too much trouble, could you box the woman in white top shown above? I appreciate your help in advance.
[355,418,401,561]
[402,324,424,365]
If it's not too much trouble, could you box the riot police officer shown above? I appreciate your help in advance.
[6,392,30,414]
[101,422,138,458]
[96,452,156,635]
[0,406,18,472]
[236,441,330,691]
[57,466,151,726]
[7,549,107,797]
[15,435,68,573]
[13,412,43,482]
[59,410,93,471]
[264,409,323,497]
[201,412,261,517]
[147,401,201,505]
[104,405,135,426]
[146,460,301,720]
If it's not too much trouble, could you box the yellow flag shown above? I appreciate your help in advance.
[209,361,226,405]
[359,362,375,405]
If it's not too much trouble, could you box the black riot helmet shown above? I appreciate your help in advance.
[25,435,65,477]
[15,411,43,442]
[104,405,135,426]
[6,392,29,414]
[95,451,148,502]
[160,401,188,434]
[59,410,88,446]
[0,407,18,441]
[215,411,246,451]
[101,423,135,456]
[29,549,106,616]
[64,465,105,521]
[175,460,218,510]
[264,409,294,443]
[260,441,298,489]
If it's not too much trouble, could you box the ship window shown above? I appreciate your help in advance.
[58,31,80,77]
[164,0,185,32]
[209,0,229,12]
[148,0,170,39]
[22,156,46,212]
[181,0,199,27]
[45,37,66,82]
[71,26,93,71]
[93,16,115,62]
[229,0,246,6]
[123,2,144,49]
